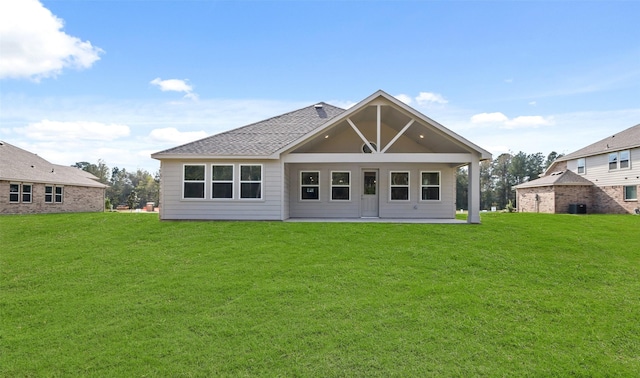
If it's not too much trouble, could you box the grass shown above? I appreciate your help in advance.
[1,212,639,376]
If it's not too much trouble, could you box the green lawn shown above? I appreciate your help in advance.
[1,213,639,376]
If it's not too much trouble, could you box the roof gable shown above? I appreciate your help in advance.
[284,92,490,157]
[0,141,107,188]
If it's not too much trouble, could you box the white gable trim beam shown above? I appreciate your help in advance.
[347,118,377,153]
[381,119,414,153]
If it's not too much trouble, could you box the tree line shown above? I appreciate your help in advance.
[73,160,159,210]
[456,151,564,211]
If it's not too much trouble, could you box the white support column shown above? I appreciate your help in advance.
[467,154,481,224]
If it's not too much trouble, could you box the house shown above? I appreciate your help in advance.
[0,141,107,214]
[515,123,640,214]
[151,90,492,223]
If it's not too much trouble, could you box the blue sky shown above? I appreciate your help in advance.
[1,0,639,173]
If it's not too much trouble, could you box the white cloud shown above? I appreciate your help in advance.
[529,101,537,106]
[150,77,199,100]
[505,115,553,129]
[0,0,103,80]
[394,94,413,105]
[469,112,552,129]
[415,92,448,105]
[470,112,509,124]
[149,127,208,144]
[16,120,130,141]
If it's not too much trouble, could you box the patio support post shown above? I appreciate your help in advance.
[467,154,481,224]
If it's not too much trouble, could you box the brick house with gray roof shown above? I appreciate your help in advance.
[515,123,640,214]
[152,90,492,223]
[0,141,107,214]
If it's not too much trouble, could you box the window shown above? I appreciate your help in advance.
[212,165,233,199]
[240,165,262,199]
[624,185,637,201]
[577,158,586,174]
[421,172,440,201]
[183,165,205,199]
[45,186,53,203]
[609,150,630,170]
[46,186,64,203]
[300,171,320,200]
[9,183,19,203]
[620,150,630,169]
[362,142,377,153]
[331,171,350,200]
[21,184,32,203]
[55,187,63,203]
[390,172,409,201]
[608,153,618,170]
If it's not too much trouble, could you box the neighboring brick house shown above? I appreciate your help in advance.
[0,141,107,214]
[515,124,640,214]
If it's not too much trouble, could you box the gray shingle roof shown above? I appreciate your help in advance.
[558,123,640,162]
[514,170,594,189]
[0,141,107,188]
[153,102,345,156]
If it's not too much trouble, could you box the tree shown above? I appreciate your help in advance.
[73,160,109,184]
[126,190,139,210]
[545,151,564,169]
[492,153,513,209]
[455,167,468,210]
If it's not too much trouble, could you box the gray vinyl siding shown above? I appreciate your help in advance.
[288,163,455,219]
[159,159,282,220]
[567,147,640,187]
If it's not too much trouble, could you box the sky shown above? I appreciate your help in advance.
[1,0,639,174]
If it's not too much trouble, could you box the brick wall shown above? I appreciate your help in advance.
[0,181,105,214]
[592,185,639,214]
[554,186,593,214]
[517,184,639,214]
[517,186,555,213]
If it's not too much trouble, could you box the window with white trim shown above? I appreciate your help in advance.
[55,187,63,203]
[331,171,350,200]
[45,186,53,203]
[624,185,637,201]
[240,165,262,199]
[21,184,32,203]
[421,172,440,201]
[620,150,630,169]
[609,150,630,170]
[46,186,64,203]
[577,158,586,174]
[183,164,205,199]
[390,172,409,201]
[9,183,19,203]
[300,171,320,200]
[212,165,234,199]
[608,153,617,170]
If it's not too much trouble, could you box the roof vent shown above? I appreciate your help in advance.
[314,104,323,109]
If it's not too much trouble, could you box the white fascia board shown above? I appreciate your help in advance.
[282,153,474,164]
[151,154,279,160]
